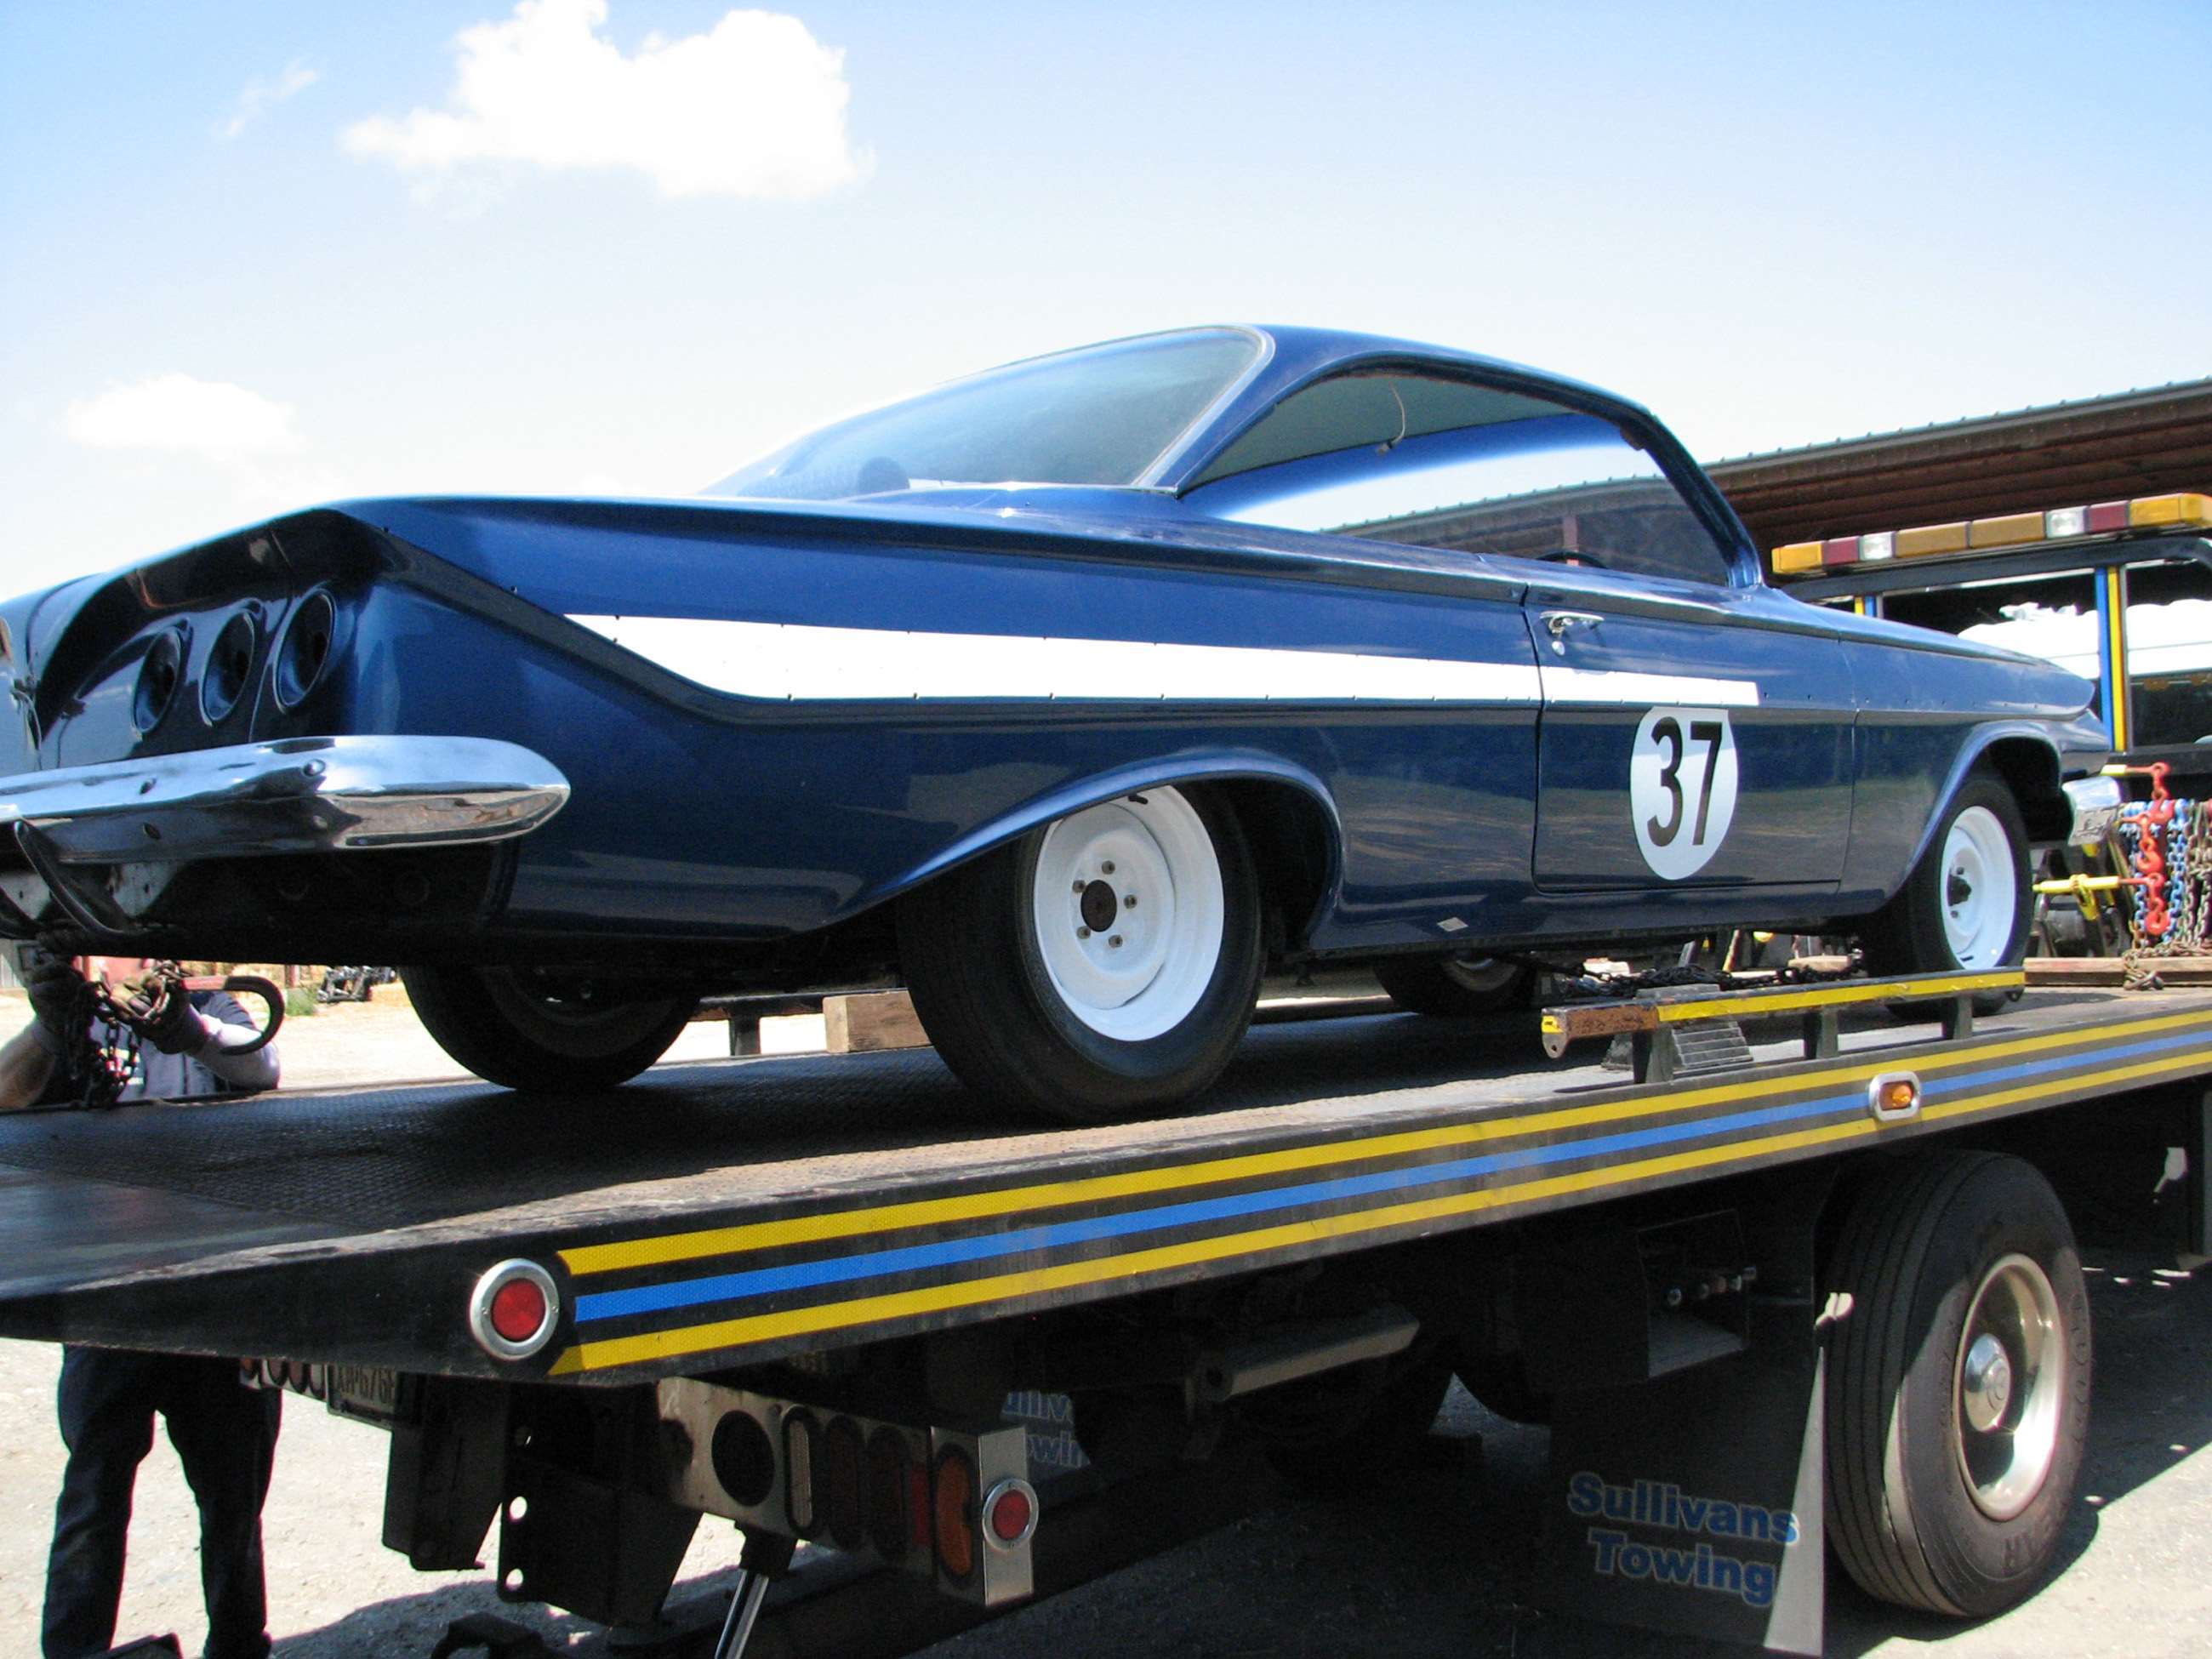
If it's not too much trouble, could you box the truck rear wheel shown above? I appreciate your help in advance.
[1824,1151,2090,1616]
[401,965,698,1092]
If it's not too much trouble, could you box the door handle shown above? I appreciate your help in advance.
[1542,610,1603,641]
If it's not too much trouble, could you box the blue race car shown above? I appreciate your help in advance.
[0,328,2111,1116]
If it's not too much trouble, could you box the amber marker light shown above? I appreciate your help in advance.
[1867,1072,1923,1122]
[933,1447,979,1583]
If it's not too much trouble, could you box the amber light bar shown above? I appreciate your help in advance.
[1770,492,2212,576]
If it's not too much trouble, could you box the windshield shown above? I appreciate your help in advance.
[705,329,1261,502]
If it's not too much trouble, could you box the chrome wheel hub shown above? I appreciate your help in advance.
[1953,1252,2065,1519]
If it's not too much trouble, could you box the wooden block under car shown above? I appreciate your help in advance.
[2025,956,2212,985]
[824,990,932,1053]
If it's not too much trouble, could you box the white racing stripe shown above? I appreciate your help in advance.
[1539,664,1762,708]
[567,615,1550,704]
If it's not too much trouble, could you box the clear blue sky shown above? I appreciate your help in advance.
[3,1,2206,586]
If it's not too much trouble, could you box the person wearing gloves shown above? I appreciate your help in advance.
[3,945,283,1659]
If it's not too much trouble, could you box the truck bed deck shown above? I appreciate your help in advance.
[3,985,2206,1382]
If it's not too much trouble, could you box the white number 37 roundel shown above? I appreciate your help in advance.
[1629,706,1738,881]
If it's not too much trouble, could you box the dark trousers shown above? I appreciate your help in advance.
[44,1348,282,1659]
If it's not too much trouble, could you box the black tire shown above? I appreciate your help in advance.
[400,965,698,1092]
[1374,955,1535,1018]
[1861,770,2030,1008]
[898,785,1263,1122]
[1245,1348,1458,1494]
[1824,1151,2091,1617]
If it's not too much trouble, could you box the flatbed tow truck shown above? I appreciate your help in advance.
[3,970,2209,1656]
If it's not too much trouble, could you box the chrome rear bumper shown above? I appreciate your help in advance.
[0,736,569,865]
[2062,775,2124,847]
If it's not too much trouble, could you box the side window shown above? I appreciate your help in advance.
[1183,371,1737,586]
[1882,570,2099,681]
[2124,557,2212,745]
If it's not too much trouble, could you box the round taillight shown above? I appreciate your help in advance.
[982,1477,1038,1549]
[134,628,185,733]
[490,1280,544,1342]
[272,589,339,708]
[199,609,259,724]
[932,1447,978,1583]
[710,1409,777,1509]
[468,1259,560,1360]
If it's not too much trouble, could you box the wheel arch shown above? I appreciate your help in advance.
[1972,733,2070,843]
[1894,727,2068,881]
[860,751,1345,929]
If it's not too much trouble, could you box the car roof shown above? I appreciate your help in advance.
[1115,325,1656,492]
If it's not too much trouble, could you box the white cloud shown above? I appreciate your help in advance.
[342,0,867,200]
[63,374,304,455]
[224,60,319,138]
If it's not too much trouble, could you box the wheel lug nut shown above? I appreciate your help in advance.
[1076,926,1091,940]
[1124,894,1137,909]
[1101,861,1115,875]
[1109,935,1122,948]
[1073,880,1086,893]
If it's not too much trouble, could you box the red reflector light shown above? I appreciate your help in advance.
[985,1479,1035,1544]
[467,1259,561,1360]
[933,1448,978,1583]
[489,1277,548,1343]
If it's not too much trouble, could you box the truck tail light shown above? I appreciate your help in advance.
[932,1447,978,1584]
[983,1478,1039,1549]
[784,1410,818,1532]
[824,1416,865,1550]
[653,1379,1036,1606]
[867,1427,912,1561]
[469,1259,560,1360]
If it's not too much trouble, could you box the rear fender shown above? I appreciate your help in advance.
[863,753,1344,937]
[1903,724,2073,875]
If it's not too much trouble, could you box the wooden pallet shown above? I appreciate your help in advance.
[2026,955,2212,985]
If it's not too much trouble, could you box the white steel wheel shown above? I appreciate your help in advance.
[1940,806,2019,972]
[1861,769,2030,995]
[1029,790,1226,1042]
[898,784,1265,1123]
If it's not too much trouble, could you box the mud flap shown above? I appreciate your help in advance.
[1539,1217,1826,1654]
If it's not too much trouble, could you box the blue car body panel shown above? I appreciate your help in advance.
[0,327,2101,972]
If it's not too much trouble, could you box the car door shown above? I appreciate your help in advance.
[1519,567,1856,892]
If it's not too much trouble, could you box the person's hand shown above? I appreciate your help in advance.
[138,985,210,1057]
[19,945,85,1056]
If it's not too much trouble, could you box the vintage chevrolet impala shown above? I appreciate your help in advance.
[0,328,2112,1115]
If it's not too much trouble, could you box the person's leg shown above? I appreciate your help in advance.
[44,1347,161,1659]
[161,1358,281,1659]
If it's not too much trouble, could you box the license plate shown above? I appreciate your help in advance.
[326,1363,410,1426]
